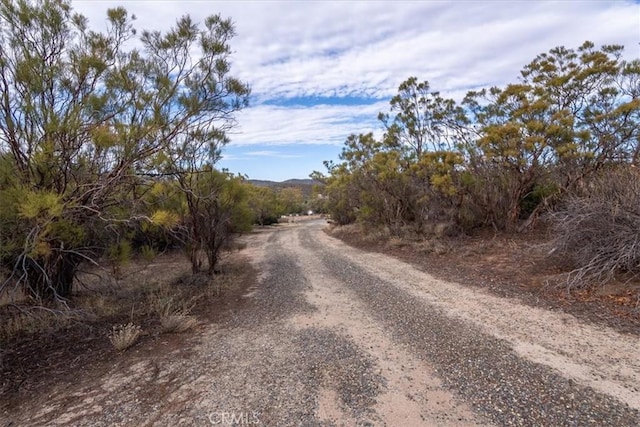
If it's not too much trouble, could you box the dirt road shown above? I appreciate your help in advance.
[7,220,640,426]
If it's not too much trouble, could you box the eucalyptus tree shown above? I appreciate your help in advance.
[519,42,640,190]
[0,0,249,299]
[320,42,639,235]
[463,42,640,230]
[378,77,465,159]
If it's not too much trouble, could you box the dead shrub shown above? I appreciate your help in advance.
[0,304,78,341]
[108,323,142,351]
[160,311,198,334]
[147,284,197,317]
[549,167,640,290]
[415,239,450,255]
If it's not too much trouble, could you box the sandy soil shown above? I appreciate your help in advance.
[288,226,484,426]
[314,228,640,412]
[3,219,638,426]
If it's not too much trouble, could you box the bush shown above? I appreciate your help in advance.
[160,312,198,334]
[550,167,640,289]
[108,323,142,352]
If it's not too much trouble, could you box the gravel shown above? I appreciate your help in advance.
[7,221,639,426]
[298,224,640,426]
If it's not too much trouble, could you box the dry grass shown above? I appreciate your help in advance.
[206,272,236,298]
[147,281,200,317]
[1,248,254,417]
[361,228,392,243]
[230,241,248,251]
[550,168,640,290]
[0,251,229,342]
[108,323,142,351]
[75,293,122,319]
[328,223,362,239]
[0,285,27,306]
[160,311,199,334]
[387,237,408,248]
[0,310,72,342]
[414,239,451,255]
[329,223,452,255]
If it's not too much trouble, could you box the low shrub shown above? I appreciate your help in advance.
[550,167,640,289]
[108,323,142,351]
[160,311,198,334]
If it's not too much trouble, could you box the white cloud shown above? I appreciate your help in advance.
[226,101,388,147]
[72,0,640,152]
[243,150,303,158]
[227,0,639,102]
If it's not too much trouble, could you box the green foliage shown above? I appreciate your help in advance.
[246,185,281,225]
[378,77,466,157]
[107,240,132,267]
[177,169,252,275]
[18,191,63,219]
[313,163,358,225]
[278,187,305,215]
[150,210,181,229]
[0,0,249,298]
[140,245,156,262]
[48,219,86,247]
[320,41,639,236]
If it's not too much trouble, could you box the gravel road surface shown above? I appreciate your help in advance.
[7,220,640,426]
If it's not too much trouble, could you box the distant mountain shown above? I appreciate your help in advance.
[248,178,322,197]
[248,178,319,187]
[281,179,319,186]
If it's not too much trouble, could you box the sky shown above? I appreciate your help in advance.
[71,0,640,182]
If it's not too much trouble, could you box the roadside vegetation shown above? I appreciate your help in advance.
[314,41,640,296]
[0,0,251,303]
[1,0,638,410]
[0,3,329,402]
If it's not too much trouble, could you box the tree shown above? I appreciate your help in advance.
[312,162,359,226]
[247,185,280,226]
[320,43,639,235]
[0,0,249,299]
[278,187,304,215]
[375,78,470,232]
[519,41,640,192]
[463,42,639,230]
[463,84,566,229]
[143,13,250,275]
[378,77,465,158]
[179,169,252,275]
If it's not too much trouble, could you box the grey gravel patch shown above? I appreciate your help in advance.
[300,229,640,426]
[234,229,316,326]
[295,327,385,425]
[197,332,318,426]
[178,229,385,426]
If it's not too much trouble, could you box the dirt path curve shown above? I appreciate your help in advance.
[6,220,639,426]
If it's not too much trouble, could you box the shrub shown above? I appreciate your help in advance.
[549,167,640,289]
[108,323,142,351]
[148,285,198,318]
[160,311,198,334]
[0,309,72,341]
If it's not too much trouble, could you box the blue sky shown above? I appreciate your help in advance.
[72,1,640,182]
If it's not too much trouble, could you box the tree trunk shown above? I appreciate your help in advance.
[24,252,81,299]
